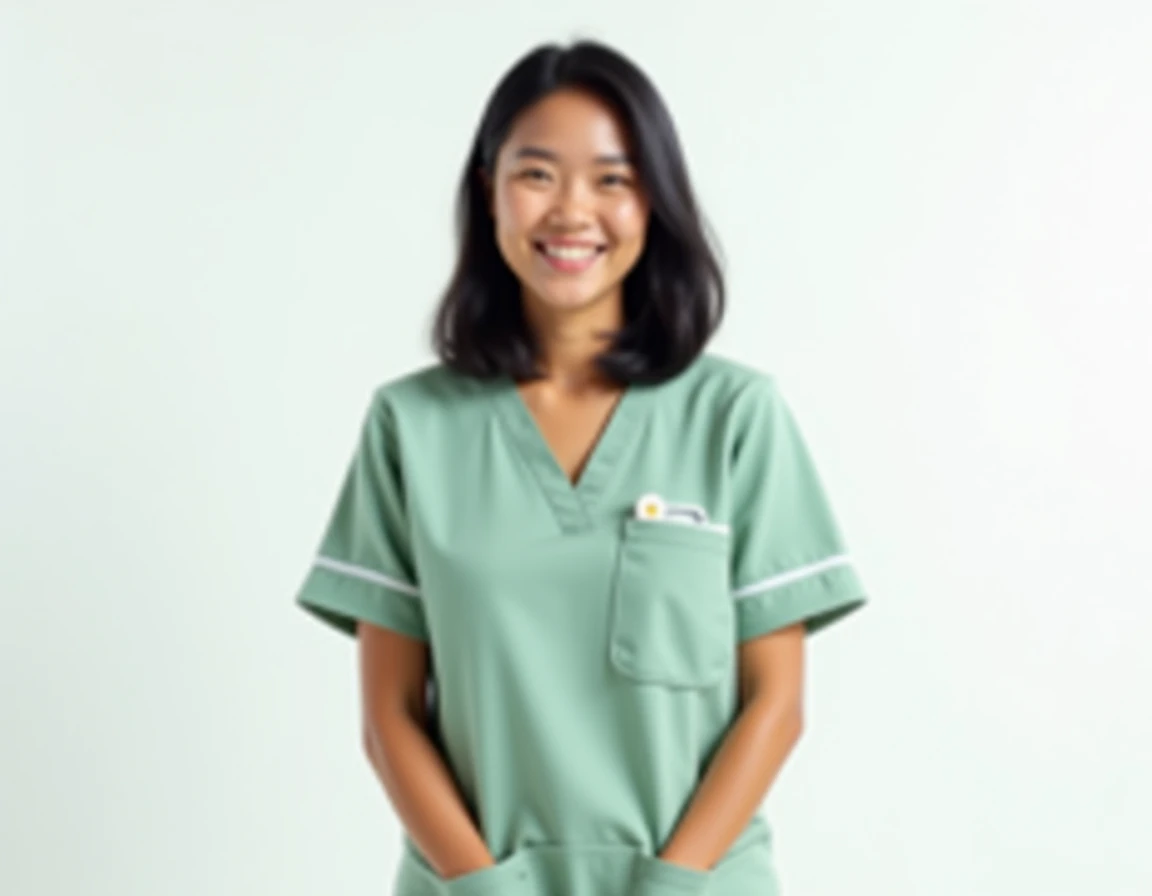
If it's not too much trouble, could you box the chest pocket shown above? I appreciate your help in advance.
[608,517,734,689]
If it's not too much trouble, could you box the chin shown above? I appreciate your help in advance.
[541,291,608,311]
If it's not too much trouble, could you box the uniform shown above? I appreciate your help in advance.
[294,351,867,896]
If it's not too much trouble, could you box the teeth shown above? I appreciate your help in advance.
[542,245,599,260]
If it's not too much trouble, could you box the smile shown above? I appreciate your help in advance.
[534,242,607,273]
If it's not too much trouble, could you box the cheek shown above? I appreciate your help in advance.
[495,189,546,245]
[607,199,648,242]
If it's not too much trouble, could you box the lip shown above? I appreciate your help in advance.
[534,241,606,274]
[535,238,607,249]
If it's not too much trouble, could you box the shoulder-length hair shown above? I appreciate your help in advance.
[430,39,725,386]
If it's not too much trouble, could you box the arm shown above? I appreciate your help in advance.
[358,620,495,880]
[658,621,806,871]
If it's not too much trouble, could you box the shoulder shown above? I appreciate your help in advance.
[692,351,775,388]
[674,354,801,462]
[361,362,497,450]
[678,351,781,413]
[367,361,483,416]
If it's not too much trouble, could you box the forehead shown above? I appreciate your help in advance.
[499,89,634,164]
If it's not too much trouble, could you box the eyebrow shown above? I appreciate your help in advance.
[513,146,632,165]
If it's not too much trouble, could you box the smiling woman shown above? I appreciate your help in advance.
[295,37,867,896]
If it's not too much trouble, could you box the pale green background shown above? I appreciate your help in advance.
[2,2,1149,895]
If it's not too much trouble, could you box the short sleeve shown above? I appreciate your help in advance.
[728,376,867,642]
[294,390,429,641]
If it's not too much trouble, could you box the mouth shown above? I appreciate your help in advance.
[533,241,607,274]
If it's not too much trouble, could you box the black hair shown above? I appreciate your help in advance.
[430,39,725,385]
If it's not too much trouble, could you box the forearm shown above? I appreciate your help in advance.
[659,696,803,871]
[365,713,494,880]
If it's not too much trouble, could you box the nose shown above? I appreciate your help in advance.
[547,177,594,226]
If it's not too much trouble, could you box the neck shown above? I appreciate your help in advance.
[521,290,624,392]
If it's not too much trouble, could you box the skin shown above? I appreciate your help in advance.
[359,87,807,880]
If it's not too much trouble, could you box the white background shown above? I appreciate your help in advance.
[3,2,1150,894]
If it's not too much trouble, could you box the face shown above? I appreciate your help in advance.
[484,88,650,319]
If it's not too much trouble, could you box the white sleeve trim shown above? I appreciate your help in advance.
[314,554,421,598]
[732,553,852,600]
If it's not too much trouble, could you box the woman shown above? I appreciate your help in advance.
[295,38,867,896]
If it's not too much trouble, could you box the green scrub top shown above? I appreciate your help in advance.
[295,351,867,896]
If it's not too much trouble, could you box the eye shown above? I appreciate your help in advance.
[601,173,634,188]
[519,167,551,182]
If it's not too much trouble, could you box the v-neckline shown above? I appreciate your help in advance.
[490,373,653,532]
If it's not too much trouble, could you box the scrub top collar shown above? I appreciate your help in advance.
[487,372,658,535]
